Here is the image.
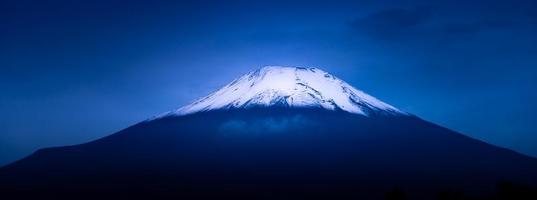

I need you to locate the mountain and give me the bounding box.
[1,66,537,200]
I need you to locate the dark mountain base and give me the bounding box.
[1,109,537,199]
[2,179,537,200]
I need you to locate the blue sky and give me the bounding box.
[1,0,536,166]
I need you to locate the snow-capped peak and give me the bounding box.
[164,66,406,117]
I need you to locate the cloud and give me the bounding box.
[440,16,518,34]
[349,4,534,40]
[218,115,311,135]
[349,6,433,38]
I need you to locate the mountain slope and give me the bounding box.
[2,109,537,199]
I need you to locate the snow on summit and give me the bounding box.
[165,66,405,117]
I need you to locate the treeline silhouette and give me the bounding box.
[1,180,536,199]
[386,181,537,200]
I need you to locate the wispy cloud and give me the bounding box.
[348,6,433,39]
[349,4,534,40]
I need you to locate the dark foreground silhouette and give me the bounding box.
[1,109,537,199]
[385,181,537,200]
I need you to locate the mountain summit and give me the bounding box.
[167,66,404,117]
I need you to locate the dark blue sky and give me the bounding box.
[1,0,536,166]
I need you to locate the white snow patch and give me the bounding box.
[156,66,406,118]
